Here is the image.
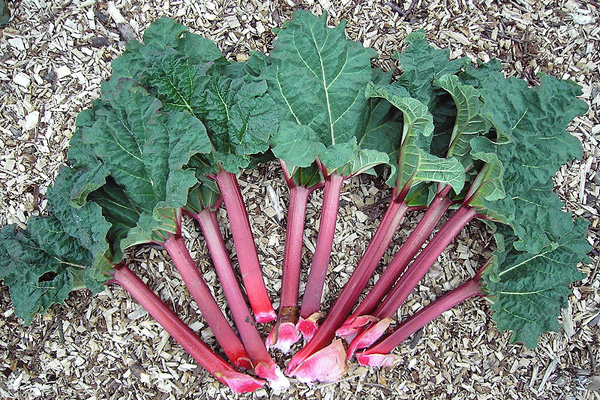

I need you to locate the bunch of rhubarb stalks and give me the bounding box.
[0,12,591,393]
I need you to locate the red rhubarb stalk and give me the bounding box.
[110,263,264,394]
[286,189,411,378]
[338,187,453,336]
[356,268,485,367]
[298,172,345,336]
[267,184,311,352]
[161,233,251,370]
[214,169,276,323]
[347,204,479,355]
[191,209,289,390]
[280,185,311,320]
[376,204,477,318]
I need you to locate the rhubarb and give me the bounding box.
[0,176,261,393]
[111,263,265,392]
[185,188,289,389]
[264,11,393,343]
[110,17,278,322]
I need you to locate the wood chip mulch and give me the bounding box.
[0,0,598,399]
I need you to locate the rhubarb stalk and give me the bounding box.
[267,184,311,352]
[286,188,412,379]
[161,233,251,369]
[110,263,265,394]
[356,268,486,367]
[346,203,479,355]
[298,172,345,338]
[338,187,454,337]
[214,169,276,323]
[189,208,289,390]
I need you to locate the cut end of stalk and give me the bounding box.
[355,352,402,368]
[336,315,380,340]
[232,356,253,371]
[297,312,323,341]
[266,322,301,353]
[286,339,348,383]
[254,362,290,392]
[347,318,393,358]
[254,308,277,323]
[216,370,266,393]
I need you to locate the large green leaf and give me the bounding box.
[462,70,587,253]
[461,64,588,185]
[70,109,144,250]
[203,77,277,172]
[394,31,469,109]
[266,11,388,177]
[359,69,404,160]
[48,167,112,276]
[0,166,122,322]
[88,179,141,252]
[437,74,492,165]
[469,135,580,254]
[486,219,590,347]
[268,11,376,146]
[366,83,465,196]
[111,17,222,83]
[78,78,212,249]
[110,17,275,174]
[0,218,98,324]
[466,137,506,210]
[271,122,326,169]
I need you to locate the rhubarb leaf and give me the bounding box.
[271,122,326,169]
[437,74,492,166]
[110,17,276,174]
[266,11,388,177]
[111,17,222,84]
[461,65,588,185]
[486,219,590,347]
[467,137,506,205]
[365,83,465,195]
[78,79,212,249]
[48,166,112,277]
[359,70,405,159]
[0,216,104,324]
[469,169,577,256]
[201,76,277,172]
[0,168,119,323]
[464,72,587,253]
[394,31,468,108]
[268,11,376,145]
[185,181,221,214]
[88,179,141,250]
[470,135,580,254]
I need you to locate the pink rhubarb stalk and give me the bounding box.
[298,172,345,339]
[214,169,276,323]
[161,233,251,370]
[356,268,485,367]
[347,204,479,356]
[286,189,411,380]
[337,187,453,337]
[267,184,311,352]
[190,209,289,390]
[110,263,264,393]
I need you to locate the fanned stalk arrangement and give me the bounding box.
[0,12,591,393]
